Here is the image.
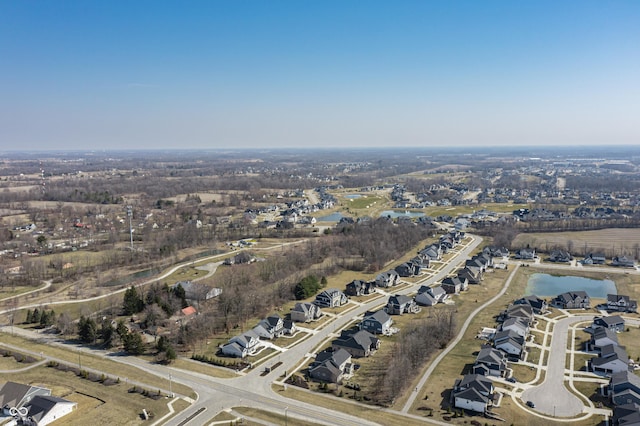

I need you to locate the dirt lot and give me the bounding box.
[513,228,640,257]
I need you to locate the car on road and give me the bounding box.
[526,400,535,408]
[506,377,516,383]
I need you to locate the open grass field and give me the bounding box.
[513,228,640,256]
[0,366,178,426]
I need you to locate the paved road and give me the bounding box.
[521,315,595,417]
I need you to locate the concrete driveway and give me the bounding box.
[521,315,594,417]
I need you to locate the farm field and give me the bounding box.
[513,228,640,257]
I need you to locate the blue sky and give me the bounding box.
[1,1,639,150]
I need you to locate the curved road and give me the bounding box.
[521,315,594,417]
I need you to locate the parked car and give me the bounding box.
[526,400,535,408]
[507,377,516,383]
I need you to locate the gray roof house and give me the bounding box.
[291,302,323,323]
[0,382,51,413]
[553,291,590,309]
[610,371,640,406]
[457,266,482,284]
[22,395,77,426]
[588,327,619,352]
[332,330,380,358]
[513,295,547,314]
[375,270,399,288]
[472,345,508,377]
[221,330,260,358]
[309,348,353,384]
[590,344,630,376]
[360,310,393,335]
[612,256,636,268]
[607,294,638,313]
[415,291,437,306]
[515,248,536,260]
[549,250,572,263]
[453,374,494,413]
[345,280,376,297]
[582,253,606,265]
[613,403,640,426]
[593,316,625,333]
[386,294,419,315]
[253,314,285,340]
[500,317,529,338]
[441,276,468,294]
[314,288,348,308]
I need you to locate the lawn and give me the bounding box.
[232,406,326,426]
[1,365,179,426]
[618,327,640,362]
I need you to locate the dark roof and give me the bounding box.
[614,403,640,426]
[363,310,391,324]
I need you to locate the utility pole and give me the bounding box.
[127,206,134,250]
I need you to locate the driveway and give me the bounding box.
[521,315,594,417]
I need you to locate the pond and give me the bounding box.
[524,273,617,298]
[344,194,363,199]
[316,212,344,222]
[379,210,425,219]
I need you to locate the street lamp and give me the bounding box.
[284,407,288,426]
[127,205,134,250]
[168,373,174,398]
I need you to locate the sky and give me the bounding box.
[1,1,639,151]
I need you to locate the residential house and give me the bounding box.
[458,266,482,284]
[553,291,590,309]
[332,330,380,358]
[609,371,640,406]
[452,374,494,413]
[582,253,606,265]
[360,310,393,335]
[22,395,77,426]
[253,314,284,340]
[502,304,534,325]
[283,319,297,335]
[465,258,487,273]
[415,291,437,306]
[607,294,638,313]
[588,327,619,352]
[291,302,323,323]
[309,349,353,384]
[472,345,508,377]
[395,262,419,277]
[500,317,529,338]
[612,256,636,268]
[593,316,626,333]
[314,288,348,308]
[590,344,630,376]
[419,244,442,261]
[375,270,399,288]
[513,295,548,314]
[425,285,449,303]
[441,276,468,294]
[549,250,572,263]
[613,403,640,426]
[221,330,260,358]
[493,329,525,358]
[514,248,536,260]
[345,280,376,297]
[386,294,419,315]
[483,246,509,258]
[0,382,51,414]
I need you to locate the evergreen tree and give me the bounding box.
[123,286,144,315]
[123,332,145,355]
[31,308,41,324]
[25,309,32,324]
[78,316,98,344]
[101,320,115,347]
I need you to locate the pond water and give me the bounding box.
[316,212,344,222]
[524,273,617,298]
[345,194,363,199]
[379,210,425,218]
